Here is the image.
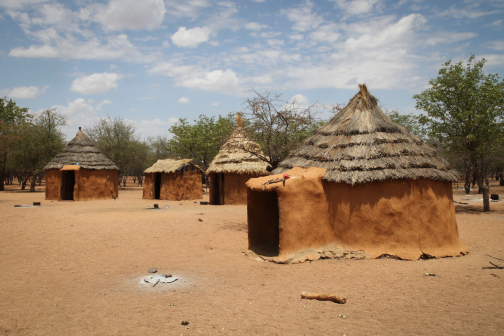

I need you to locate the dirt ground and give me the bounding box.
[0,179,503,335]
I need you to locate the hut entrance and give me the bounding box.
[248,190,279,256]
[154,173,162,199]
[212,173,225,205]
[60,171,75,200]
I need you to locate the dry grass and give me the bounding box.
[144,159,203,174]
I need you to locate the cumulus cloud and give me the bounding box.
[71,72,120,94]
[50,98,100,138]
[0,85,47,99]
[171,26,211,48]
[164,0,210,19]
[177,97,190,103]
[95,0,166,31]
[133,118,178,138]
[331,0,383,16]
[244,22,268,31]
[488,40,504,51]
[282,0,323,32]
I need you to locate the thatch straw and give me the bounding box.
[272,84,459,185]
[44,129,118,171]
[144,159,203,174]
[206,127,270,175]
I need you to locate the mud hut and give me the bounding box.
[206,118,270,205]
[247,84,468,263]
[143,159,203,201]
[44,128,118,201]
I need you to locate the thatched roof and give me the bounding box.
[44,129,118,171]
[206,126,270,176]
[272,84,458,185]
[144,159,203,174]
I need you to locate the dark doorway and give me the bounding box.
[248,190,279,256]
[211,173,225,205]
[154,173,162,199]
[60,171,75,200]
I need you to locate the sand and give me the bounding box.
[0,180,503,335]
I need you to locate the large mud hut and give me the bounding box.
[206,118,270,205]
[247,84,468,263]
[44,128,118,201]
[143,159,203,201]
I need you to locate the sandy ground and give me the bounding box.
[0,180,503,335]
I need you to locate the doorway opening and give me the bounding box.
[60,171,75,200]
[247,189,279,256]
[211,173,224,205]
[154,173,162,199]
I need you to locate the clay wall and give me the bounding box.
[73,169,118,201]
[143,173,155,199]
[160,171,202,201]
[247,167,468,261]
[45,169,62,200]
[222,173,256,205]
[323,178,467,260]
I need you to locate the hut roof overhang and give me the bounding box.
[272,84,459,185]
[44,129,118,171]
[206,126,271,176]
[144,159,203,174]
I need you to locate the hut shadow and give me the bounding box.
[250,243,279,257]
[220,222,248,232]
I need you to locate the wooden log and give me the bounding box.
[301,292,346,304]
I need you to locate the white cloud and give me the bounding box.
[244,22,268,31]
[0,85,47,99]
[212,102,219,106]
[96,99,113,111]
[9,44,58,57]
[181,69,240,92]
[95,0,166,31]
[439,5,501,19]
[71,72,119,94]
[171,26,211,48]
[0,0,48,9]
[425,32,477,46]
[488,41,504,51]
[164,0,210,19]
[133,118,178,138]
[177,97,190,103]
[331,0,383,15]
[281,0,324,32]
[310,23,340,44]
[476,54,504,68]
[50,98,100,138]
[491,20,502,26]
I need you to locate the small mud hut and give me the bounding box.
[143,159,203,201]
[206,117,270,205]
[247,84,468,263]
[44,128,118,201]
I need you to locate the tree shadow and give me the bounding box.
[455,204,504,215]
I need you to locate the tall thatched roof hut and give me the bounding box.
[44,128,118,201]
[206,118,270,205]
[143,159,204,201]
[246,84,468,263]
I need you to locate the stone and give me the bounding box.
[148,268,157,273]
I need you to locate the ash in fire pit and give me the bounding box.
[140,274,178,287]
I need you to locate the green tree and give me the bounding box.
[167,114,237,169]
[84,116,151,187]
[0,97,31,190]
[413,55,504,195]
[386,110,428,140]
[11,109,67,191]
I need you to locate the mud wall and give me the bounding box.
[223,173,256,205]
[324,178,467,260]
[159,171,202,201]
[45,169,62,200]
[73,169,118,201]
[246,167,468,261]
[143,173,155,199]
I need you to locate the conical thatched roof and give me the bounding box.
[272,84,458,185]
[44,129,118,171]
[206,126,270,175]
[144,159,203,174]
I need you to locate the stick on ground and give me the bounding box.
[301,292,346,304]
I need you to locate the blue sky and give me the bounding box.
[1,0,503,140]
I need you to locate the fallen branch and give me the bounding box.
[485,254,504,262]
[301,292,346,304]
[482,262,504,269]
